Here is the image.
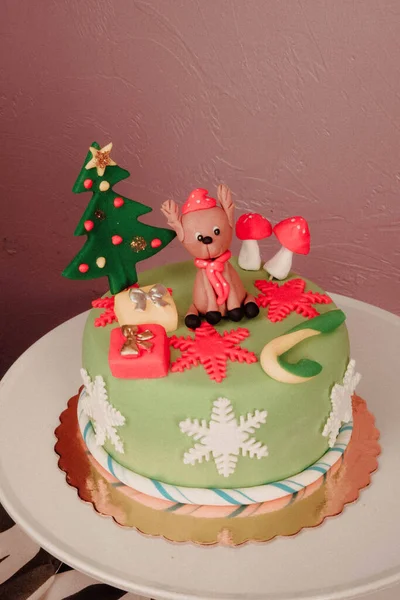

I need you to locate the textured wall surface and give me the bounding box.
[1,0,400,375]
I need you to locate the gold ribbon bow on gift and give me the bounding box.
[128,284,169,312]
[120,325,154,357]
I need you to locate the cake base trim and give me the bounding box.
[55,392,380,544]
[77,388,353,506]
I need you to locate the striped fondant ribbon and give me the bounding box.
[78,390,353,507]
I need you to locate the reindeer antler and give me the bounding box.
[161,199,185,241]
[217,184,234,227]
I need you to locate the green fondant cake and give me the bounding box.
[82,258,349,489]
[64,143,355,507]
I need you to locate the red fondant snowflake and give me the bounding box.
[92,296,117,327]
[169,323,257,383]
[254,278,332,323]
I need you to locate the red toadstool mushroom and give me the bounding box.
[263,216,310,279]
[236,213,272,270]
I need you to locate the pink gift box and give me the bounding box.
[109,324,170,379]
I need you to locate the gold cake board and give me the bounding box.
[55,393,380,547]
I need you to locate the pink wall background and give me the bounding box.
[1,0,400,375]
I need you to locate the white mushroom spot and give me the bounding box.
[191,194,195,198]
[223,282,227,286]
[249,214,253,218]
[302,228,306,234]
[216,283,220,286]
[291,218,296,222]
[297,224,301,229]
[196,199,201,203]
[210,269,214,273]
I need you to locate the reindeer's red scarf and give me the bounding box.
[194,250,231,305]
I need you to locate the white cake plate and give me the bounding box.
[0,295,399,600]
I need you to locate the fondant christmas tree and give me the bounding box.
[63,142,176,294]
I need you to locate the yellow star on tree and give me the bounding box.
[85,142,116,176]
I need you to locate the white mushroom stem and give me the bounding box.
[263,246,293,280]
[238,239,262,270]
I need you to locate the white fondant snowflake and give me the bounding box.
[80,369,126,453]
[322,359,361,448]
[179,397,268,478]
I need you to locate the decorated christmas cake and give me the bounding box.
[60,142,368,529]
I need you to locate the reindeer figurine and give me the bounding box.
[161,185,259,329]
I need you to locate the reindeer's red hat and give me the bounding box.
[181,188,217,215]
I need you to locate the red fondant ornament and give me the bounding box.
[170,323,257,383]
[255,278,332,322]
[151,238,162,248]
[84,220,94,231]
[112,235,123,245]
[113,197,124,208]
[83,179,93,189]
[78,263,89,273]
[109,324,170,379]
